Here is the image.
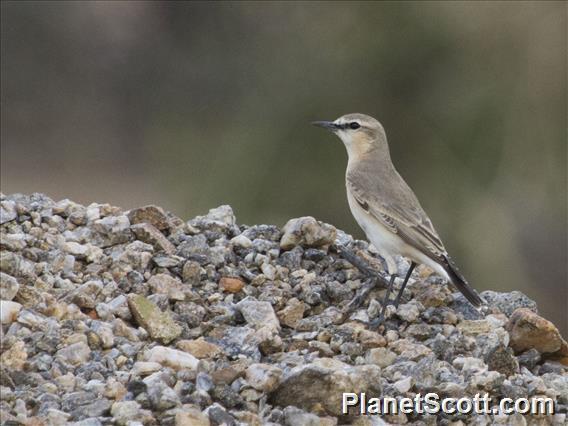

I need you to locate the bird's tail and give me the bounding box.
[443,256,484,308]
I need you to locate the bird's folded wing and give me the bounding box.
[347,178,447,262]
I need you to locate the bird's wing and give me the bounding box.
[347,174,447,262]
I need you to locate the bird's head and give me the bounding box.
[312,113,387,159]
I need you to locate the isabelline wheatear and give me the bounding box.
[313,113,483,314]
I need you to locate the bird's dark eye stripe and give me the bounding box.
[337,122,361,130]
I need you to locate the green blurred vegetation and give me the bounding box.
[1,1,566,332]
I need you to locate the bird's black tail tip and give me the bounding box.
[443,256,484,308]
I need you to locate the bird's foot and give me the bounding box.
[392,292,406,308]
[369,302,398,330]
[343,277,378,317]
[369,315,385,329]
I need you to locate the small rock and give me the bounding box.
[55,341,91,366]
[128,294,182,344]
[366,347,397,368]
[236,297,280,330]
[131,361,162,377]
[296,307,343,331]
[516,348,541,369]
[219,277,245,293]
[131,223,175,254]
[392,376,413,393]
[482,290,538,317]
[177,338,222,359]
[196,372,214,393]
[405,324,433,341]
[204,403,236,426]
[486,344,519,376]
[0,233,28,251]
[147,274,185,301]
[245,363,283,392]
[127,205,170,232]
[73,398,112,419]
[175,408,210,426]
[92,215,132,247]
[270,358,382,416]
[0,341,27,370]
[0,200,17,224]
[457,319,493,336]
[230,234,252,248]
[0,300,22,324]
[62,241,89,258]
[415,284,450,308]
[110,401,144,425]
[395,301,422,323]
[144,346,199,370]
[147,381,180,410]
[283,406,334,426]
[277,298,305,329]
[0,273,20,301]
[389,339,432,360]
[182,260,202,284]
[507,308,563,354]
[189,205,237,233]
[215,326,262,361]
[280,216,336,250]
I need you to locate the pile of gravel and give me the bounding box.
[1,193,566,425]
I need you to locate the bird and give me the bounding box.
[312,113,484,314]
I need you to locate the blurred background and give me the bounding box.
[1,1,566,333]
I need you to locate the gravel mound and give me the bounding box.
[1,193,566,425]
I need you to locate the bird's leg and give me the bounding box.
[393,262,416,307]
[370,273,397,328]
[381,273,397,312]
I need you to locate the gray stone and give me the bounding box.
[144,346,199,370]
[110,401,144,425]
[482,290,538,317]
[147,273,185,301]
[283,406,329,426]
[280,216,336,250]
[0,233,28,251]
[366,347,397,368]
[0,273,19,301]
[236,297,280,330]
[245,363,282,392]
[92,215,132,247]
[71,398,112,420]
[215,326,261,361]
[189,205,237,234]
[395,301,422,323]
[147,380,180,410]
[296,307,343,331]
[55,342,91,366]
[1,193,565,426]
[0,200,17,224]
[131,222,175,254]
[127,205,170,232]
[128,294,182,344]
[270,358,382,416]
[486,344,519,376]
[205,403,236,426]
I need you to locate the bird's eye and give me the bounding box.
[349,122,360,130]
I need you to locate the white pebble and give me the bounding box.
[0,300,22,324]
[144,346,199,370]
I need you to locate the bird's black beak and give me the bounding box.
[312,121,339,131]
